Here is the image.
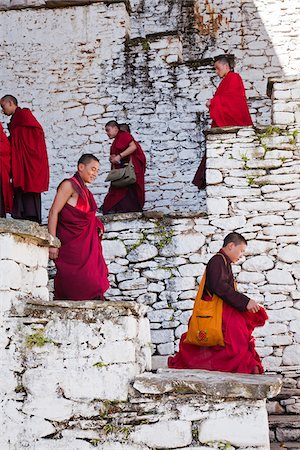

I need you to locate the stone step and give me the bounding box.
[270,442,300,450]
[269,415,300,427]
[276,388,300,400]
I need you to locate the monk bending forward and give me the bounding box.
[168,232,267,374]
[48,154,109,300]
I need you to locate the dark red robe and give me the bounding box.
[54,173,109,301]
[9,107,49,193]
[168,250,267,374]
[103,131,146,214]
[0,123,13,216]
[209,71,254,127]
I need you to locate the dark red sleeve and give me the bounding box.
[205,254,250,312]
[118,131,134,149]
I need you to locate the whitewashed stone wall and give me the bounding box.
[1,0,299,221]
[1,220,281,450]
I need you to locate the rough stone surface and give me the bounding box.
[133,369,282,400]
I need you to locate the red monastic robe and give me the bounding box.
[9,107,49,193]
[168,251,267,374]
[103,131,146,214]
[209,71,254,127]
[54,173,109,301]
[0,123,13,215]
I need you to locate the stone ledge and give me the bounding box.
[13,298,148,319]
[133,369,282,400]
[0,218,60,248]
[204,125,254,135]
[100,210,207,223]
[267,75,300,97]
[0,0,130,11]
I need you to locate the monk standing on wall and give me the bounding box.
[207,55,253,127]
[168,232,267,374]
[192,56,253,189]
[0,122,13,217]
[0,95,49,223]
[48,154,109,301]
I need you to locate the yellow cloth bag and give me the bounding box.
[184,268,225,347]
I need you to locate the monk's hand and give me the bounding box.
[247,299,260,313]
[206,100,211,108]
[49,247,59,260]
[110,154,121,165]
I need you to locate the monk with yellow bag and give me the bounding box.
[168,232,268,374]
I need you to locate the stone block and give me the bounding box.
[0,260,22,290]
[0,234,48,268]
[237,271,265,284]
[160,234,205,257]
[242,256,274,272]
[166,277,195,291]
[266,269,294,285]
[207,198,229,215]
[102,240,127,260]
[151,329,174,344]
[198,405,269,447]
[282,344,300,365]
[206,169,223,185]
[142,268,172,280]
[118,277,147,290]
[211,216,246,231]
[178,263,205,277]
[273,111,295,124]
[127,243,158,262]
[237,200,291,212]
[131,420,192,448]
[278,245,300,263]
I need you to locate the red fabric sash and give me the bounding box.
[103,131,146,212]
[168,304,268,374]
[9,108,49,193]
[210,72,253,127]
[0,123,13,212]
[54,175,109,300]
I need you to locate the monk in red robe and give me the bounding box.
[193,56,253,189]
[168,232,267,374]
[0,95,49,223]
[0,122,13,217]
[207,55,253,128]
[103,120,146,215]
[48,154,109,301]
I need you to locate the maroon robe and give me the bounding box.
[9,107,49,193]
[103,131,146,214]
[168,250,267,374]
[8,107,49,223]
[209,71,254,127]
[54,173,109,301]
[193,72,253,188]
[0,123,13,216]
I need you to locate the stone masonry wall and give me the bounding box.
[1,220,281,450]
[1,0,299,220]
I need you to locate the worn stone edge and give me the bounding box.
[133,369,282,400]
[16,298,148,318]
[0,218,60,248]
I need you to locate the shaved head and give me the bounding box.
[1,95,18,105]
[1,95,18,116]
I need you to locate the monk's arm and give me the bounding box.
[48,181,74,259]
[206,256,250,312]
[111,141,137,164]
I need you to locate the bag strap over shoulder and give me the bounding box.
[216,252,227,267]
